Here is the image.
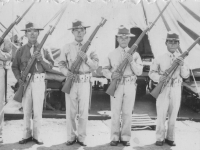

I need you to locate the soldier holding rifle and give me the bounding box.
[102,25,143,146]
[149,32,189,146]
[12,22,54,145]
[59,20,99,146]
[0,39,12,143]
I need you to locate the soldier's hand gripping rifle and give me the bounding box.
[62,18,107,94]
[106,1,171,97]
[13,6,67,103]
[0,1,35,49]
[150,37,200,99]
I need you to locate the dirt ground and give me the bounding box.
[0,119,200,150]
[2,68,200,150]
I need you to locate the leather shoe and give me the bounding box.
[121,141,130,146]
[19,137,32,144]
[77,140,86,146]
[165,139,176,146]
[155,140,164,146]
[110,141,119,146]
[32,138,43,145]
[0,137,3,143]
[66,139,76,146]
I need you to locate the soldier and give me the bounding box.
[12,22,54,145]
[102,25,143,146]
[0,39,12,143]
[149,31,190,146]
[59,20,99,146]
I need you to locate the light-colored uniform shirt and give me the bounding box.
[149,51,190,83]
[59,41,99,76]
[102,46,143,79]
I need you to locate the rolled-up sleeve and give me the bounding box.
[58,45,70,76]
[102,56,112,80]
[180,62,190,79]
[130,52,143,76]
[40,48,54,71]
[0,50,12,61]
[86,51,99,70]
[149,59,161,83]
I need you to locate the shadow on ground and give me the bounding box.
[0,142,35,150]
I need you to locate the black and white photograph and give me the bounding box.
[0,0,200,149]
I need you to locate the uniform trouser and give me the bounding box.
[0,68,5,137]
[111,83,136,141]
[22,77,45,140]
[65,82,90,142]
[156,85,182,141]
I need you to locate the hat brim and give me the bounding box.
[68,26,90,30]
[21,28,44,31]
[116,33,135,37]
[166,38,179,41]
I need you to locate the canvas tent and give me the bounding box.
[0,0,200,70]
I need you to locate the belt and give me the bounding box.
[166,78,182,87]
[73,73,92,83]
[27,73,45,82]
[118,75,137,85]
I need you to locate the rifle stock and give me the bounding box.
[150,37,200,99]
[13,84,24,103]
[62,18,107,94]
[106,1,171,97]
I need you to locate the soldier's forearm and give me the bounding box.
[0,51,12,61]
[102,69,112,80]
[86,58,99,70]
[130,62,143,76]
[40,60,53,71]
[148,71,161,83]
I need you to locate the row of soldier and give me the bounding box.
[0,20,189,147]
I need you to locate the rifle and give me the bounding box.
[61,18,107,94]
[13,6,67,103]
[106,1,171,97]
[0,1,35,48]
[150,37,200,99]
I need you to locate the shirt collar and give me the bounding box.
[73,40,84,46]
[166,51,178,58]
[118,46,129,52]
[27,41,39,48]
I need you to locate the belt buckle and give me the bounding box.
[79,75,85,83]
[34,74,40,82]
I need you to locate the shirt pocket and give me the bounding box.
[111,58,120,71]
[68,50,77,63]
[21,54,30,71]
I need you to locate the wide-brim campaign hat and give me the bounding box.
[116,25,135,37]
[21,22,44,31]
[166,31,179,41]
[68,20,90,30]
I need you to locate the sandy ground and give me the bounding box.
[0,119,200,150]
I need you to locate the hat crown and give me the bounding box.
[116,25,135,37]
[26,22,34,29]
[21,22,43,31]
[118,25,130,35]
[167,32,179,40]
[73,20,83,28]
[68,20,90,30]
